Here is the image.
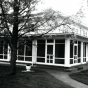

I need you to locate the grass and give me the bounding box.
[69,70,88,85]
[0,64,73,88]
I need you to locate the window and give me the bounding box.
[70,40,81,64]
[47,40,54,43]
[18,40,32,61]
[55,40,65,43]
[25,41,32,56]
[37,58,45,62]
[55,59,64,64]
[0,41,8,59]
[74,46,77,55]
[70,41,73,58]
[37,40,45,63]
[78,42,81,57]
[83,42,86,62]
[55,39,65,64]
[18,44,24,55]
[55,39,65,58]
[78,41,81,63]
[37,40,45,57]
[55,44,65,58]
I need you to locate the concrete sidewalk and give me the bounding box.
[45,69,88,88]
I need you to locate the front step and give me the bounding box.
[31,64,88,73]
[65,64,88,73]
[31,64,70,71]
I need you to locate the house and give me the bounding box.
[0,19,88,68]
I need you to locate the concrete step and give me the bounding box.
[31,64,88,73]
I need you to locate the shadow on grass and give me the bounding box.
[69,70,88,85]
[0,64,73,88]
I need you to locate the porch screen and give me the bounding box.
[18,40,32,61]
[55,39,65,64]
[55,40,65,58]
[70,40,81,64]
[0,41,8,59]
[78,41,81,63]
[37,40,45,62]
[83,42,86,62]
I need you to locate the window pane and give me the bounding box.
[47,40,53,43]
[18,46,24,55]
[0,41,8,54]
[4,55,7,59]
[70,43,73,58]
[74,46,77,55]
[78,58,81,63]
[0,55,3,59]
[25,41,32,56]
[37,58,45,62]
[83,43,86,57]
[50,60,53,63]
[37,40,45,44]
[18,56,24,61]
[55,44,65,58]
[47,45,53,54]
[0,41,3,54]
[55,39,65,43]
[70,59,73,64]
[78,42,81,57]
[55,59,64,64]
[4,42,8,54]
[37,44,45,57]
[25,57,32,61]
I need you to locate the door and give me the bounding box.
[47,45,54,63]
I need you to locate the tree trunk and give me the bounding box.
[10,48,17,75]
[9,0,19,75]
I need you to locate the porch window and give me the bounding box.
[25,41,32,56]
[47,40,54,43]
[78,41,81,63]
[55,44,65,58]
[0,41,8,59]
[18,40,32,61]
[37,40,45,63]
[70,40,81,64]
[55,39,65,64]
[83,42,86,62]
[70,40,73,58]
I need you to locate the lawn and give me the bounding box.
[69,70,88,85]
[0,64,73,88]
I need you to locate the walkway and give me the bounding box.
[45,69,88,88]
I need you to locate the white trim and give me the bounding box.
[65,38,70,66]
[36,62,68,67]
[53,39,55,64]
[46,44,54,64]
[86,44,88,62]
[32,40,37,64]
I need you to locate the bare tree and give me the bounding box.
[0,0,68,75]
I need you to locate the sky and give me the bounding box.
[37,0,84,15]
[36,0,88,25]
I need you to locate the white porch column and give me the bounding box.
[32,40,37,64]
[81,42,83,64]
[86,43,88,62]
[7,45,11,61]
[65,38,70,67]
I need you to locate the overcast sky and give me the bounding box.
[36,0,88,25]
[37,0,84,15]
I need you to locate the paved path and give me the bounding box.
[45,69,88,88]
